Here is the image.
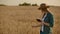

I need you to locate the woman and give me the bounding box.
[32,3,54,34]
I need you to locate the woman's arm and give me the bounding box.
[32,23,42,27]
[43,22,50,26]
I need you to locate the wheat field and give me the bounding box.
[0,6,60,34]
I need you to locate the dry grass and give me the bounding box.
[0,6,60,34]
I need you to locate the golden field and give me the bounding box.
[0,6,60,34]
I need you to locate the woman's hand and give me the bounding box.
[36,19,42,22]
[43,22,50,26]
[32,25,38,27]
[32,23,42,28]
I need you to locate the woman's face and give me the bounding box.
[40,9,47,13]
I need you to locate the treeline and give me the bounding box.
[19,2,38,6]
[0,4,6,6]
[0,2,38,6]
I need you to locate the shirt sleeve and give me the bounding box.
[49,14,54,27]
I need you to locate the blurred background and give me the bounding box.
[0,0,60,6]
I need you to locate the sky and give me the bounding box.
[0,0,60,6]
